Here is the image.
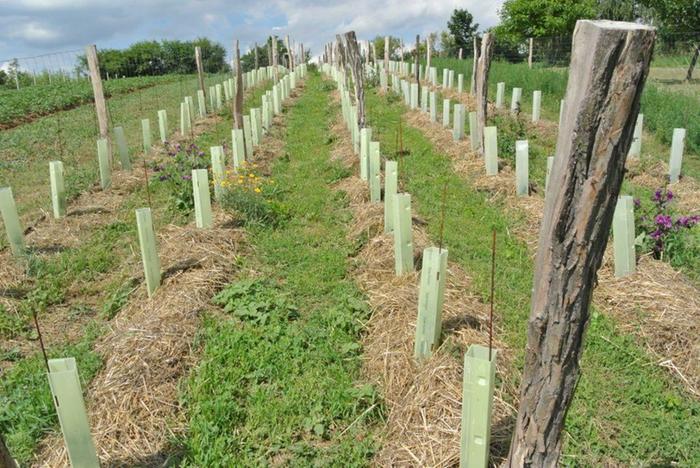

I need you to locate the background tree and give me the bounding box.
[372,35,402,62]
[446,8,479,56]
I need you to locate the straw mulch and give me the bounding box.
[627,158,700,215]
[36,210,244,466]
[327,98,518,465]
[402,99,700,398]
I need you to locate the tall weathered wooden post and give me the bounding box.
[474,33,493,154]
[195,46,206,99]
[506,20,655,466]
[85,45,110,157]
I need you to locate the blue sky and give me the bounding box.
[0,0,504,69]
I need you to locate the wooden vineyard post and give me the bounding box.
[469,112,478,151]
[484,127,498,176]
[233,40,244,130]
[453,104,465,141]
[460,345,497,468]
[243,115,253,160]
[471,36,479,95]
[442,99,450,129]
[135,207,161,297]
[528,37,534,68]
[414,246,448,359]
[85,45,110,156]
[369,142,381,203]
[192,169,213,229]
[384,36,390,67]
[429,91,437,122]
[393,193,414,275]
[510,87,522,115]
[669,128,685,183]
[47,357,99,467]
[195,46,206,99]
[157,110,168,143]
[97,138,111,190]
[360,128,372,181]
[141,119,151,153]
[0,187,25,256]
[384,160,398,233]
[532,90,542,122]
[506,21,655,466]
[612,195,636,277]
[515,140,529,196]
[49,161,66,218]
[474,33,493,154]
[211,146,225,202]
[495,82,505,109]
[232,129,245,171]
[628,113,643,158]
[113,126,131,170]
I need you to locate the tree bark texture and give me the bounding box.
[233,40,244,130]
[506,20,656,467]
[471,36,479,95]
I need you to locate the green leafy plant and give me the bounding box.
[218,162,286,227]
[154,141,209,212]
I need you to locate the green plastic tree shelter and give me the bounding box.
[211,146,226,202]
[97,138,111,190]
[49,161,66,218]
[628,113,643,158]
[369,142,381,203]
[232,129,245,171]
[414,246,448,359]
[192,169,213,229]
[141,118,151,153]
[384,160,398,233]
[669,128,685,183]
[442,99,450,129]
[459,344,497,468]
[135,207,161,297]
[484,127,498,176]
[612,195,636,278]
[360,128,372,181]
[243,115,254,160]
[113,126,131,170]
[158,110,168,143]
[515,140,529,196]
[47,357,100,467]
[0,187,25,256]
[393,193,414,275]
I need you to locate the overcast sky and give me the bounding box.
[0,0,504,68]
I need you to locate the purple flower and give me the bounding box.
[198,151,205,157]
[175,143,181,151]
[655,214,673,229]
[650,229,663,240]
[182,175,192,181]
[168,151,177,157]
[634,198,641,208]
[653,189,662,202]
[666,190,674,201]
[159,175,169,181]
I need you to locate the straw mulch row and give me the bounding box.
[328,88,518,466]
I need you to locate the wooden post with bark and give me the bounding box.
[85,45,110,150]
[505,20,655,466]
[272,35,279,81]
[384,36,390,66]
[339,31,365,128]
[528,37,534,68]
[254,43,259,70]
[233,40,243,130]
[414,34,420,89]
[474,33,493,155]
[285,35,294,69]
[471,36,479,95]
[195,46,206,98]
[426,35,432,73]
[686,43,699,81]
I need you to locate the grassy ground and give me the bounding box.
[365,83,700,466]
[178,71,382,465]
[0,76,273,463]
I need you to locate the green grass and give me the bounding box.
[179,70,382,466]
[366,84,700,466]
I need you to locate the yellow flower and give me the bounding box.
[254,187,262,193]
[248,173,255,178]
